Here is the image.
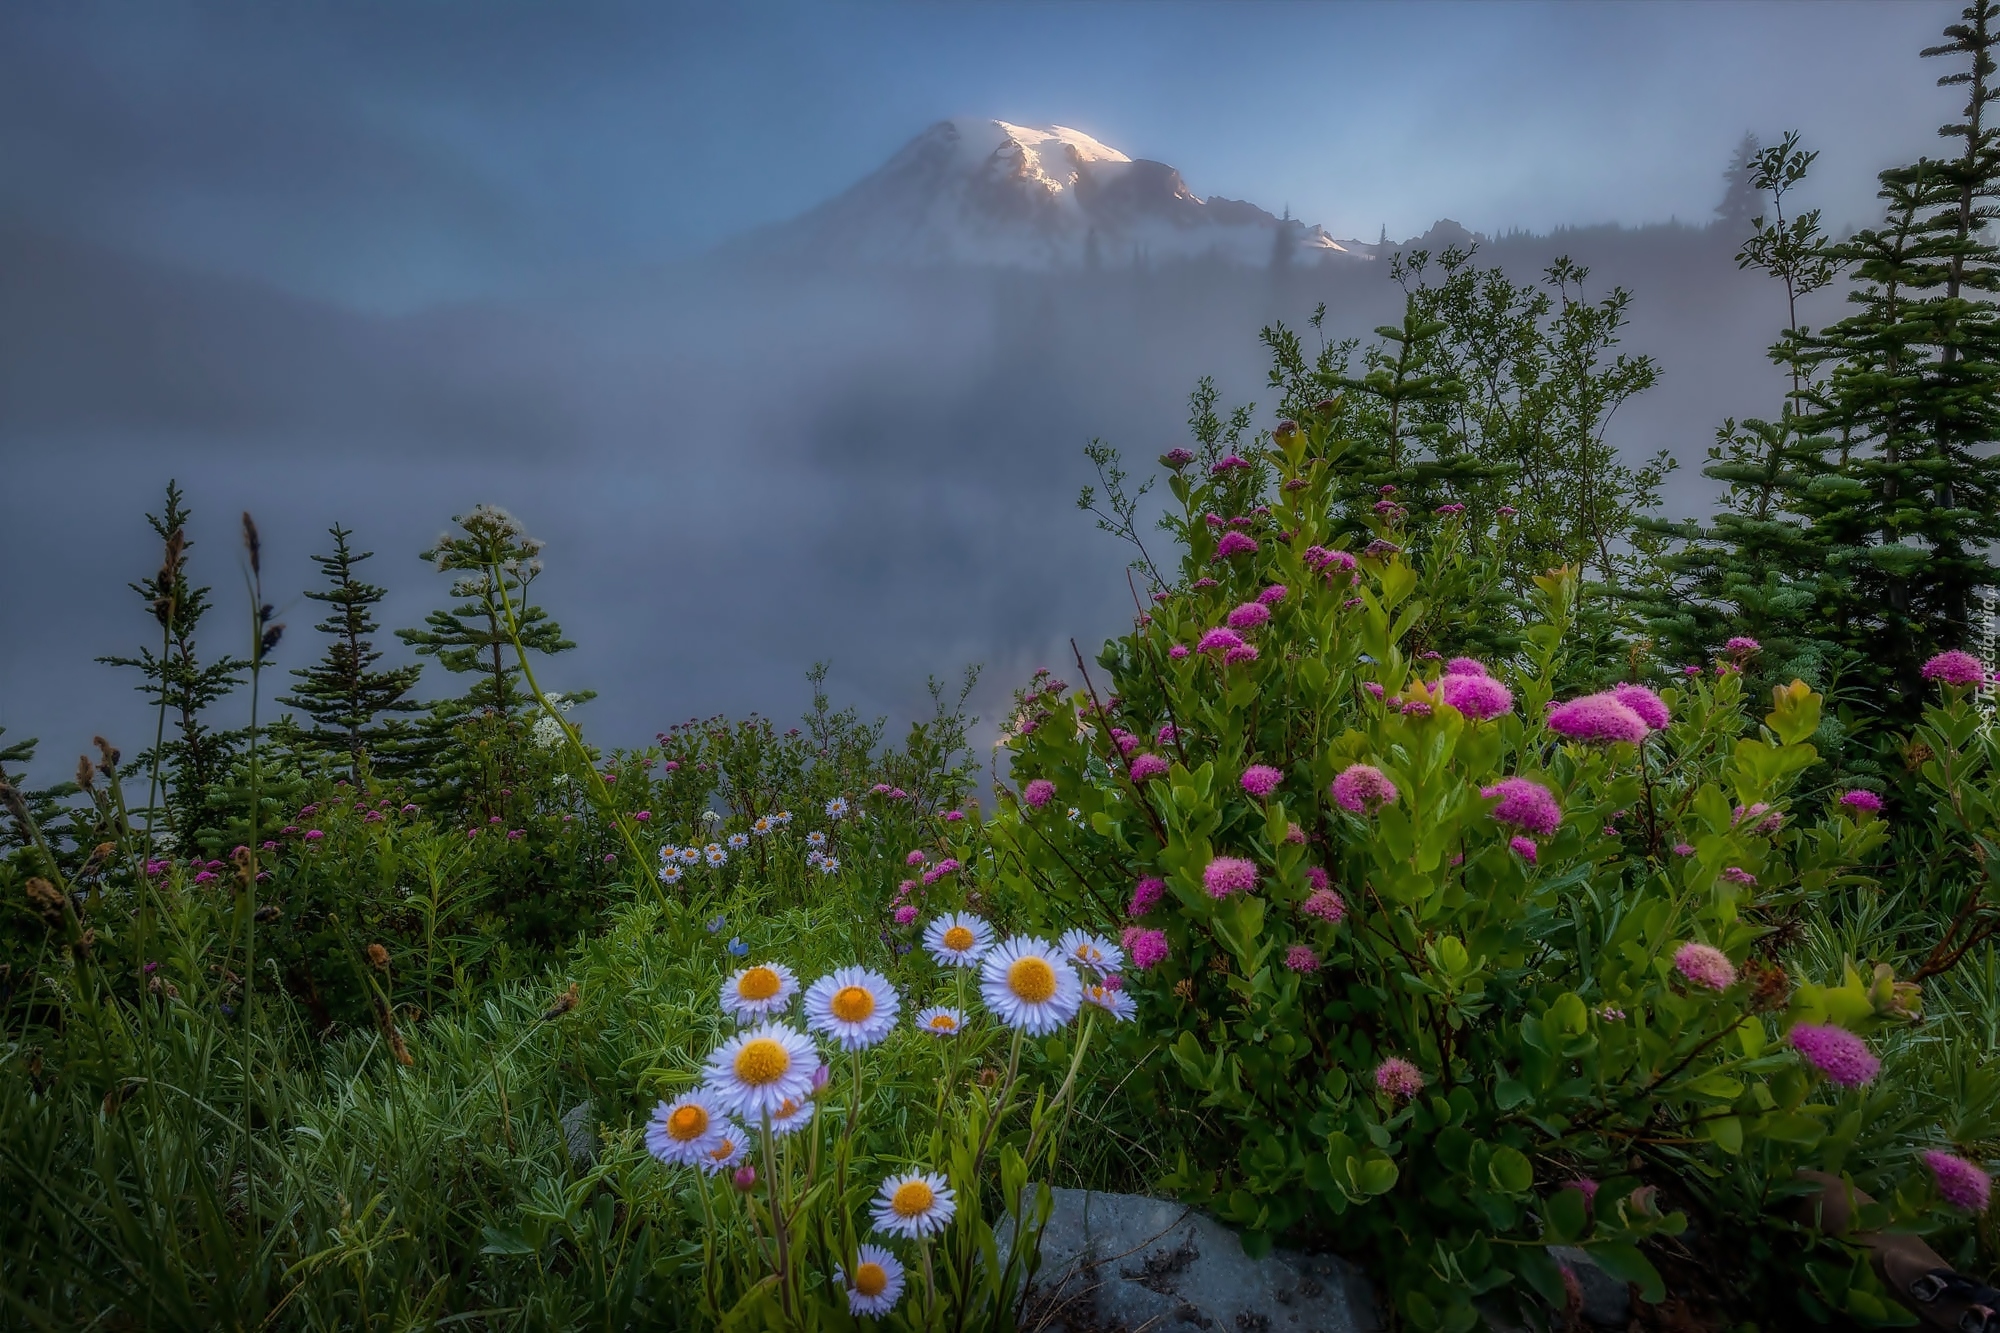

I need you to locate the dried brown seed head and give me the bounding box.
[366,943,390,971]
[76,757,97,792]
[93,737,120,772]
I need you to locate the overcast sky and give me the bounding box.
[0,1,1961,310]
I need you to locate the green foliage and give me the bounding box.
[276,524,425,780]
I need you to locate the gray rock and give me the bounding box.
[560,1101,598,1166]
[1022,1188,1377,1332]
[1547,1248,1630,1328]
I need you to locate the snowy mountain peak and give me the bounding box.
[740,118,1363,270]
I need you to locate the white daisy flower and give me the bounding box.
[705,843,728,867]
[658,844,680,862]
[644,1090,728,1167]
[774,810,793,826]
[806,849,825,867]
[1081,981,1137,1023]
[806,830,828,849]
[697,1122,750,1175]
[923,913,993,968]
[979,936,1082,1035]
[720,962,798,1022]
[677,846,700,866]
[915,1006,966,1037]
[819,857,840,875]
[703,1022,819,1120]
[658,864,684,886]
[839,1244,906,1317]
[804,967,900,1050]
[1057,928,1124,979]
[870,1170,956,1239]
[826,796,850,820]
[728,832,750,851]
[752,816,774,837]
[764,1092,816,1138]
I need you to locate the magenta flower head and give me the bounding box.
[1161,447,1196,469]
[1441,672,1515,722]
[1197,627,1245,655]
[1203,856,1259,899]
[1168,644,1191,660]
[1110,728,1139,756]
[1546,693,1649,745]
[1673,942,1736,991]
[1156,724,1178,744]
[1331,763,1398,815]
[1224,643,1260,665]
[1129,876,1166,916]
[1022,779,1056,809]
[1444,657,1488,677]
[1240,764,1284,799]
[304,829,325,842]
[1923,650,1985,687]
[1482,777,1562,837]
[893,904,919,926]
[1257,584,1288,606]
[1305,866,1330,892]
[1509,836,1538,863]
[1363,681,1385,700]
[943,810,965,822]
[1302,888,1347,924]
[1610,683,1671,732]
[1788,1022,1880,1087]
[905,849,928,866]
[1566,1178,1601,1210]
[1128,753,1170,783]
[1671,841,1696,856]
[1227,602,1271,630]
[1839,789,1885,815]
[1122,926,1170,971]
[1923,1150,1992,1212]
[1284,945,1320,974]
[1725,636,1762,657]
[1215,531,1259,559]
[1721,866,1757,887]
[1374,1057,1425,1101]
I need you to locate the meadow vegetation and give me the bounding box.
[9,6,2000,1330]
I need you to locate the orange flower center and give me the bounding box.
[736,966,782,1001]
[1007,957,1057,1004]
[830,985,876,1023]
[708,1136,739,1161]
[891,1180,935,1217]
[942,925,975,951]
[734,1037,790,1085]
[667,1103,710,1141]
[928,1013,959,1031]
[854,1262,888,1297]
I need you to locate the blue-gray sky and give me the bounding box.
[0,2,1959,310]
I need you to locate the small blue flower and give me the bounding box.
[726,936,748,957]
[706,915,728,934]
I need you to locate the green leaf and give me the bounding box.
[1543,1185,1588,1244]
[1487,1145,1533,1195]
[1585,1242,1665,1303]
[1355,1156,1400,1195]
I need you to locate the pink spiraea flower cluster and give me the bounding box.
[1923,1149,1992,1212]
[1122,926,1170,971]
[1284,945,1320,974]
[1482,777,1562,837]
[1788,1022,1879,1086]
[1227,602,1271,630]
[1022,779,1055,809]
[1203,856,1258,898]
[1301,887,1347,923]
[1215,531,1259,559]
[1546,685,1668,745]
[1240,764,1283,798]
[1923,650,1986,687]
[1128,753,1170,783]
[1128,877,1165,917]
[1440,672,1514,722]
[1303,546,1358,578]
[1257,584,1287,606]
[1839,789,1884,815]
[1509,836,1538,863]
[1374,1057,1425,1101]
[1733,802,1784,834]
[1331,763,1398,814]
[1673,942,1736,991]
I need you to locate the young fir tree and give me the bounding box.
[1633,133,1849,688]
[1792,0,2000,717]
[276,524,423,779]
[395,506,585,803]
[96,482,247,845]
